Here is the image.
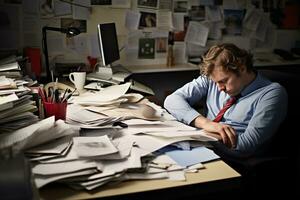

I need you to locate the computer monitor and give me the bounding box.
[97,23,120,67]
[87,22,131,82]
[86,22,120,81]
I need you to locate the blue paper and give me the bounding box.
[166,146,220,167]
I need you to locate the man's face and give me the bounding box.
[210,66,245,96]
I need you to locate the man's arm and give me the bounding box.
[163,76,209,124]
[236,85,288,154]
[192,115,237,148]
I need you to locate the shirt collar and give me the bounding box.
[240,72,271,97]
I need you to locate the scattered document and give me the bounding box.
[73,135,118,158]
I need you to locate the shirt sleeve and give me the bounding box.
[163,76,209,125]
[236,83,288,154]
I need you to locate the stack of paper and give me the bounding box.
[0,55,23,79]
[0,94,38,133]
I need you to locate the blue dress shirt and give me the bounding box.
[164,72,288,154]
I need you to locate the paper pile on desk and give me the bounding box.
[0,116,77,155]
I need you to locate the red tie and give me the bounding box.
[213,96,238,122]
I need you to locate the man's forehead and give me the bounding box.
[210,66,230,79]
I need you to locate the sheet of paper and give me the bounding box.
[0,117,54,150]
[32,160,97,175]
[74,82,131,104]
[185,21,209,46]
[35,169,97,188]
[122,120,196,135]
[166,146,220,167]
[125,10,141,31]
[26,136,72,154]
[73,135,118,158]
[98,146,142,173]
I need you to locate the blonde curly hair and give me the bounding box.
[200,43,254,76]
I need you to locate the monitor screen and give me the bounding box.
[97,23,120,67]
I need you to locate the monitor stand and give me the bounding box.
[86,64,132,85]
[94,66,113,80]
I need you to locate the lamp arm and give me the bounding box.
[42,27,51,82]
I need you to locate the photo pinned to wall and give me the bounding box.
[139,11,157,29]
[173,1,188,13]
[40,0,54,18]
[137,0,158,9]
[223,9,245,35]
[156,37,167,53]
[138,38,155,59]
[188,5,205,21]
[61,18,87,33]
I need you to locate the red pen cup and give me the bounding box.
[43,102,67,121]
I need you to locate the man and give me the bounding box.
[164,43,287,155]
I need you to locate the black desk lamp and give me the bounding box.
[42,26,81,81]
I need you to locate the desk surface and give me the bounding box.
[39,160,241,200]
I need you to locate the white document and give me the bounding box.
[185,21,209,47]
[26,136,72,155]
[122,120,196,135]
[125,10,141,31]
[0,117,55,150]
[35,169,97,188]
[73,135,118,158]
[67,104,108,123]
[74,82,131,104]
[129,134,196,157]
[0,62,20,72]
[142,130,218,142]
[0,93,18,110]
[95,146,142,174]
[100,136,134,160]
[24,120,75,150]
[157,11,173,29]
[32,160,97,175]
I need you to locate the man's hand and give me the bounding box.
[192,116,237,148]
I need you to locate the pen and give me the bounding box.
[38,87,46,103]
[61,88,69,102]
[54,89,59,103]
[62,88,77,102]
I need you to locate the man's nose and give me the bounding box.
[217,84,225,91]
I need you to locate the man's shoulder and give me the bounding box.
[262,82,288,101]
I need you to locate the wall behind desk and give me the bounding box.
[1,1,300,73]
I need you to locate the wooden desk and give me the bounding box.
[39,160,241,200]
